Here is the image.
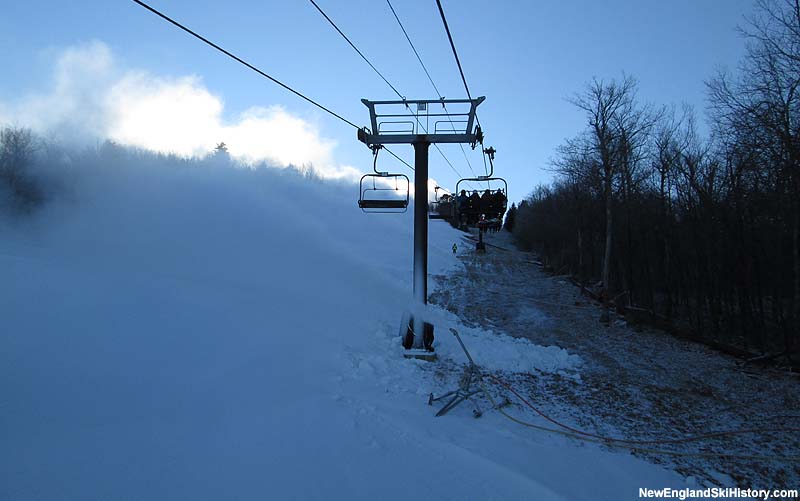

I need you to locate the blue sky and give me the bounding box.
[1,0,752,203]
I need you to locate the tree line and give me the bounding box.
[512,0,799,362]
[0,126,42,212]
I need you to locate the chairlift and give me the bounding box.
[429,186,455,220]
[453,147,508,225]
[454,178,508,222]
[358,147,410,213]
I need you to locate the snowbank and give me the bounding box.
[1,147,687,500]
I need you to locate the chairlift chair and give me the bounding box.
[358,147,410,213]
[455,176,508,224]
[429,186,455,220]
[454,146,508,225]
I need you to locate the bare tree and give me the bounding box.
[511,2,800,362]
[708,0,800,353]
[0,126,41,211]
[569,76,652,322]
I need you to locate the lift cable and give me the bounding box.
[435,0,490,194]
[385,0,478,180]
[457,138,478,177]
[434,145,470,183]
[383,0,478,188]
[434,0,481,129]
[384,147,414,171]
[385,0,442,99]
[307,0,429,135]
[131,0,359,129]
[308,0,473,183]
[130,0,414,171]
[308,0,404,100]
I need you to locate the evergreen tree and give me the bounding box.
[214,142,229,156]
[504,203,517,232]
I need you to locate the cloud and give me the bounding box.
[218,106,334,169]
[14,41,116,141]
[1,41,357,180]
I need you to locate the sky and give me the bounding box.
[0,0,754,204]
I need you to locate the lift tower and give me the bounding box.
[358,97,485,353]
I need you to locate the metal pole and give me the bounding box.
[412,139,430,349]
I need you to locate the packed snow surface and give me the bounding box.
[1,149,688,500]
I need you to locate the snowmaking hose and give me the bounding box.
[445,328,800,461]
[477,376,800,462]
[487,374,800,446]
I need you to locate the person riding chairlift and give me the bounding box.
[457,189,469,208]
[493,189,507,211]
[468,190,481,210]
[480,189,493,213]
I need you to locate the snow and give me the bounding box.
[427,315,582,375]
[437,230,800,491]
[1,147,688,499]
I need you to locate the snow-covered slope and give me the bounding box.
[1,148,687,499]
